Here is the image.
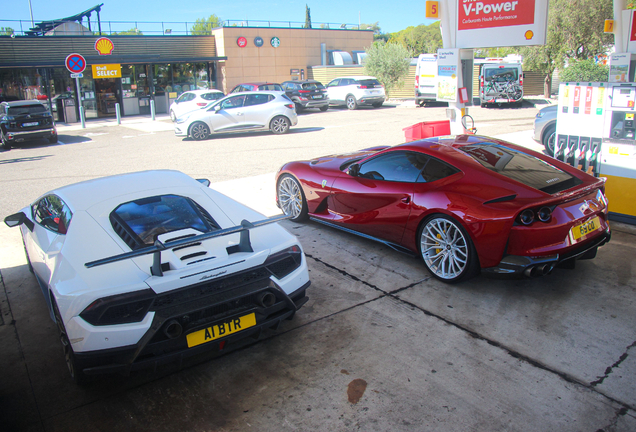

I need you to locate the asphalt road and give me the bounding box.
[0,101,634,432]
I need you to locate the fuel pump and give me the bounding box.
[555,82,636,224]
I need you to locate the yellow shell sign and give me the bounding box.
[92,64,122,79]
[95,37,114,55]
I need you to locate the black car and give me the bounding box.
[281,80,329,112]
[1,100,57,150]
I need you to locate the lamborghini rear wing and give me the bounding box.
[85,214,291,277]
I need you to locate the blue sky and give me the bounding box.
[2,0,437,34]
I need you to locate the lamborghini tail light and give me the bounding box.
[80,289,155,326]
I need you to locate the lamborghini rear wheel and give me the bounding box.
[52,298,87,384]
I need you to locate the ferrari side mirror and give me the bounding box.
[4,212,34,231]
[348,163,360,177]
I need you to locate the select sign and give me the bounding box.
[92,64,122,78]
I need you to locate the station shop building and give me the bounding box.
[0,26,373,121]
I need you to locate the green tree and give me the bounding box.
[559,59,609,82]
[304,5,312,29]
[522,0,612,97]
[190,14,223,35]
[364,41,411,97]
[112,28,143,35]
[359,22,381,34]
[0,27,14,36]
[388,22,442,54]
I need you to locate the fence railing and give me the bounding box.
[0,19,370,37]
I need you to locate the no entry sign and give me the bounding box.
[65,53,87,74]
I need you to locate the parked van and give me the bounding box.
[479,61,523,107]
[415,54,438,106]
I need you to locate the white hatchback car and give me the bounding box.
[174,91,298,140]
[169,89,225,121]
[4,170,310,383]
[326,76,386,110]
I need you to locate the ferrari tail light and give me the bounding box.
[80,289,155,326]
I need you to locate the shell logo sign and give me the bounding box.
[95,37,114,55]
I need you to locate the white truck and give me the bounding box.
[414,54,438,106]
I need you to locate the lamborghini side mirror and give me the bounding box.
[4,212,34,231]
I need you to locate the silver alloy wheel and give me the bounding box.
[190,122,210,140]
[346,95,357,110]
[547,131,556,155]
[278,176,303,219]
[271,116,290,134]
[420,217,469,280]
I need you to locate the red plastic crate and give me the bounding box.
[403,120,451,142]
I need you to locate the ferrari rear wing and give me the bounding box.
[85,214,291,277]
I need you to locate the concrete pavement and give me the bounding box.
[1,103,634,431]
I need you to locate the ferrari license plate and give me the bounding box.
[186,312,256,348]
[23,122,39,127]
[570,216,601,242]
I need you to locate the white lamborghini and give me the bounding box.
[4,170,310,383]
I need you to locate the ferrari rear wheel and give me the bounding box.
[52,298,87,384]
[277,174,308,222]
[418,215,479,283]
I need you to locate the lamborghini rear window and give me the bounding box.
[460,144,581,193]
[110,195,218,249]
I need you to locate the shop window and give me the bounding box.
[153,64,170,96]
[135,65,150,97]
[172,63,195,95]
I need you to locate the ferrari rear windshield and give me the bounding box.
[460,144,582,193]
[110,195,219,249]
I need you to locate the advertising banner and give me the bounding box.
[92,64,122,79]
[453,0,549,48]
[436,49,459,102]
[609,53,631,83]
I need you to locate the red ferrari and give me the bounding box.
[275,135,611,283]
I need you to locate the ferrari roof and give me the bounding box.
[48,170,203,212]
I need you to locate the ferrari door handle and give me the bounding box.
[401,196,411,204]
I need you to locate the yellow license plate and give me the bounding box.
[186,313,256,348]
[570,216,601,242]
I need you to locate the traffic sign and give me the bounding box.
[70,73,84,78]
[65,53,87,74]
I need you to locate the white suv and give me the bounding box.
[326,76,386,110]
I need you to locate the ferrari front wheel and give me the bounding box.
[418,215,479,283]
[277,174,308,222]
